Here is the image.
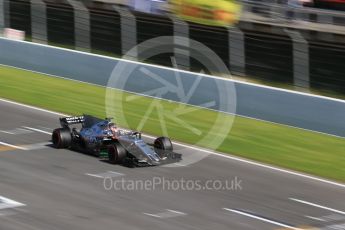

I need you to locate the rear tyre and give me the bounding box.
[52,128,72,149]
[154,137,173,151]
[108,142,127,164]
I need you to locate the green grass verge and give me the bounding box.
[0,65,344,182]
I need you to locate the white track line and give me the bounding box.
[85,173,104,178]
[305,215,326,222]
[0,130,15,135]
[183,146,345,189]
[0,98,67,116]
[1,98,345,189]
[173,163,187,167]
[107,171,125,176]
[143,209,186,218]
[0,141,27,150]
[38,126,53,131]
[23,142,51,150]
[223,208,302,230]
[290,198,345,215]
[143,213,162,218]
[0,196,26,210]
[85,171,124,179]
[166,209,187,215]
[22,126,51,135]
[143,132,345,189]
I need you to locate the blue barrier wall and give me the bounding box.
[0,38,344,137]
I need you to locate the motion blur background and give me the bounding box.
[1,0,345,96]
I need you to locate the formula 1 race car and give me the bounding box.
[51,115,181,166]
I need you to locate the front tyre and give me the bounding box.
[154,137,173,151]
[108,142,127,164]
[52,128,72,149]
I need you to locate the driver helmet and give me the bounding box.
[108,122,117,133]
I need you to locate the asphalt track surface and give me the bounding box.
[0,99,345,230]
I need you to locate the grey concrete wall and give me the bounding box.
[0,38,344,137]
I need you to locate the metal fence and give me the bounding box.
[243,0,345,28]
[1,0,345,93]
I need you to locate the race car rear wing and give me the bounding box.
[59,116,85,128]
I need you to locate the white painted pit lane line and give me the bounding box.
[0,141,28,151]
[325,223,345,229]
[23,142,51,150]
[85,173,103,178]
[0,196,26,210]
[0,141,51,151]
[1,98,345,190]
[223,208,302,230]
[305,216,326,222]
[143,132,345,189]
[143,213,162,218]
[165,209,187,215]
[37,126,53,131]
[143,209,187,219]
[0,128,33,135]
[0,130,15,135]
[22,126,52,135]
[290,198,345,215]
[172,163,187,167]
[85,171,125,179]
[323,214,345,221]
